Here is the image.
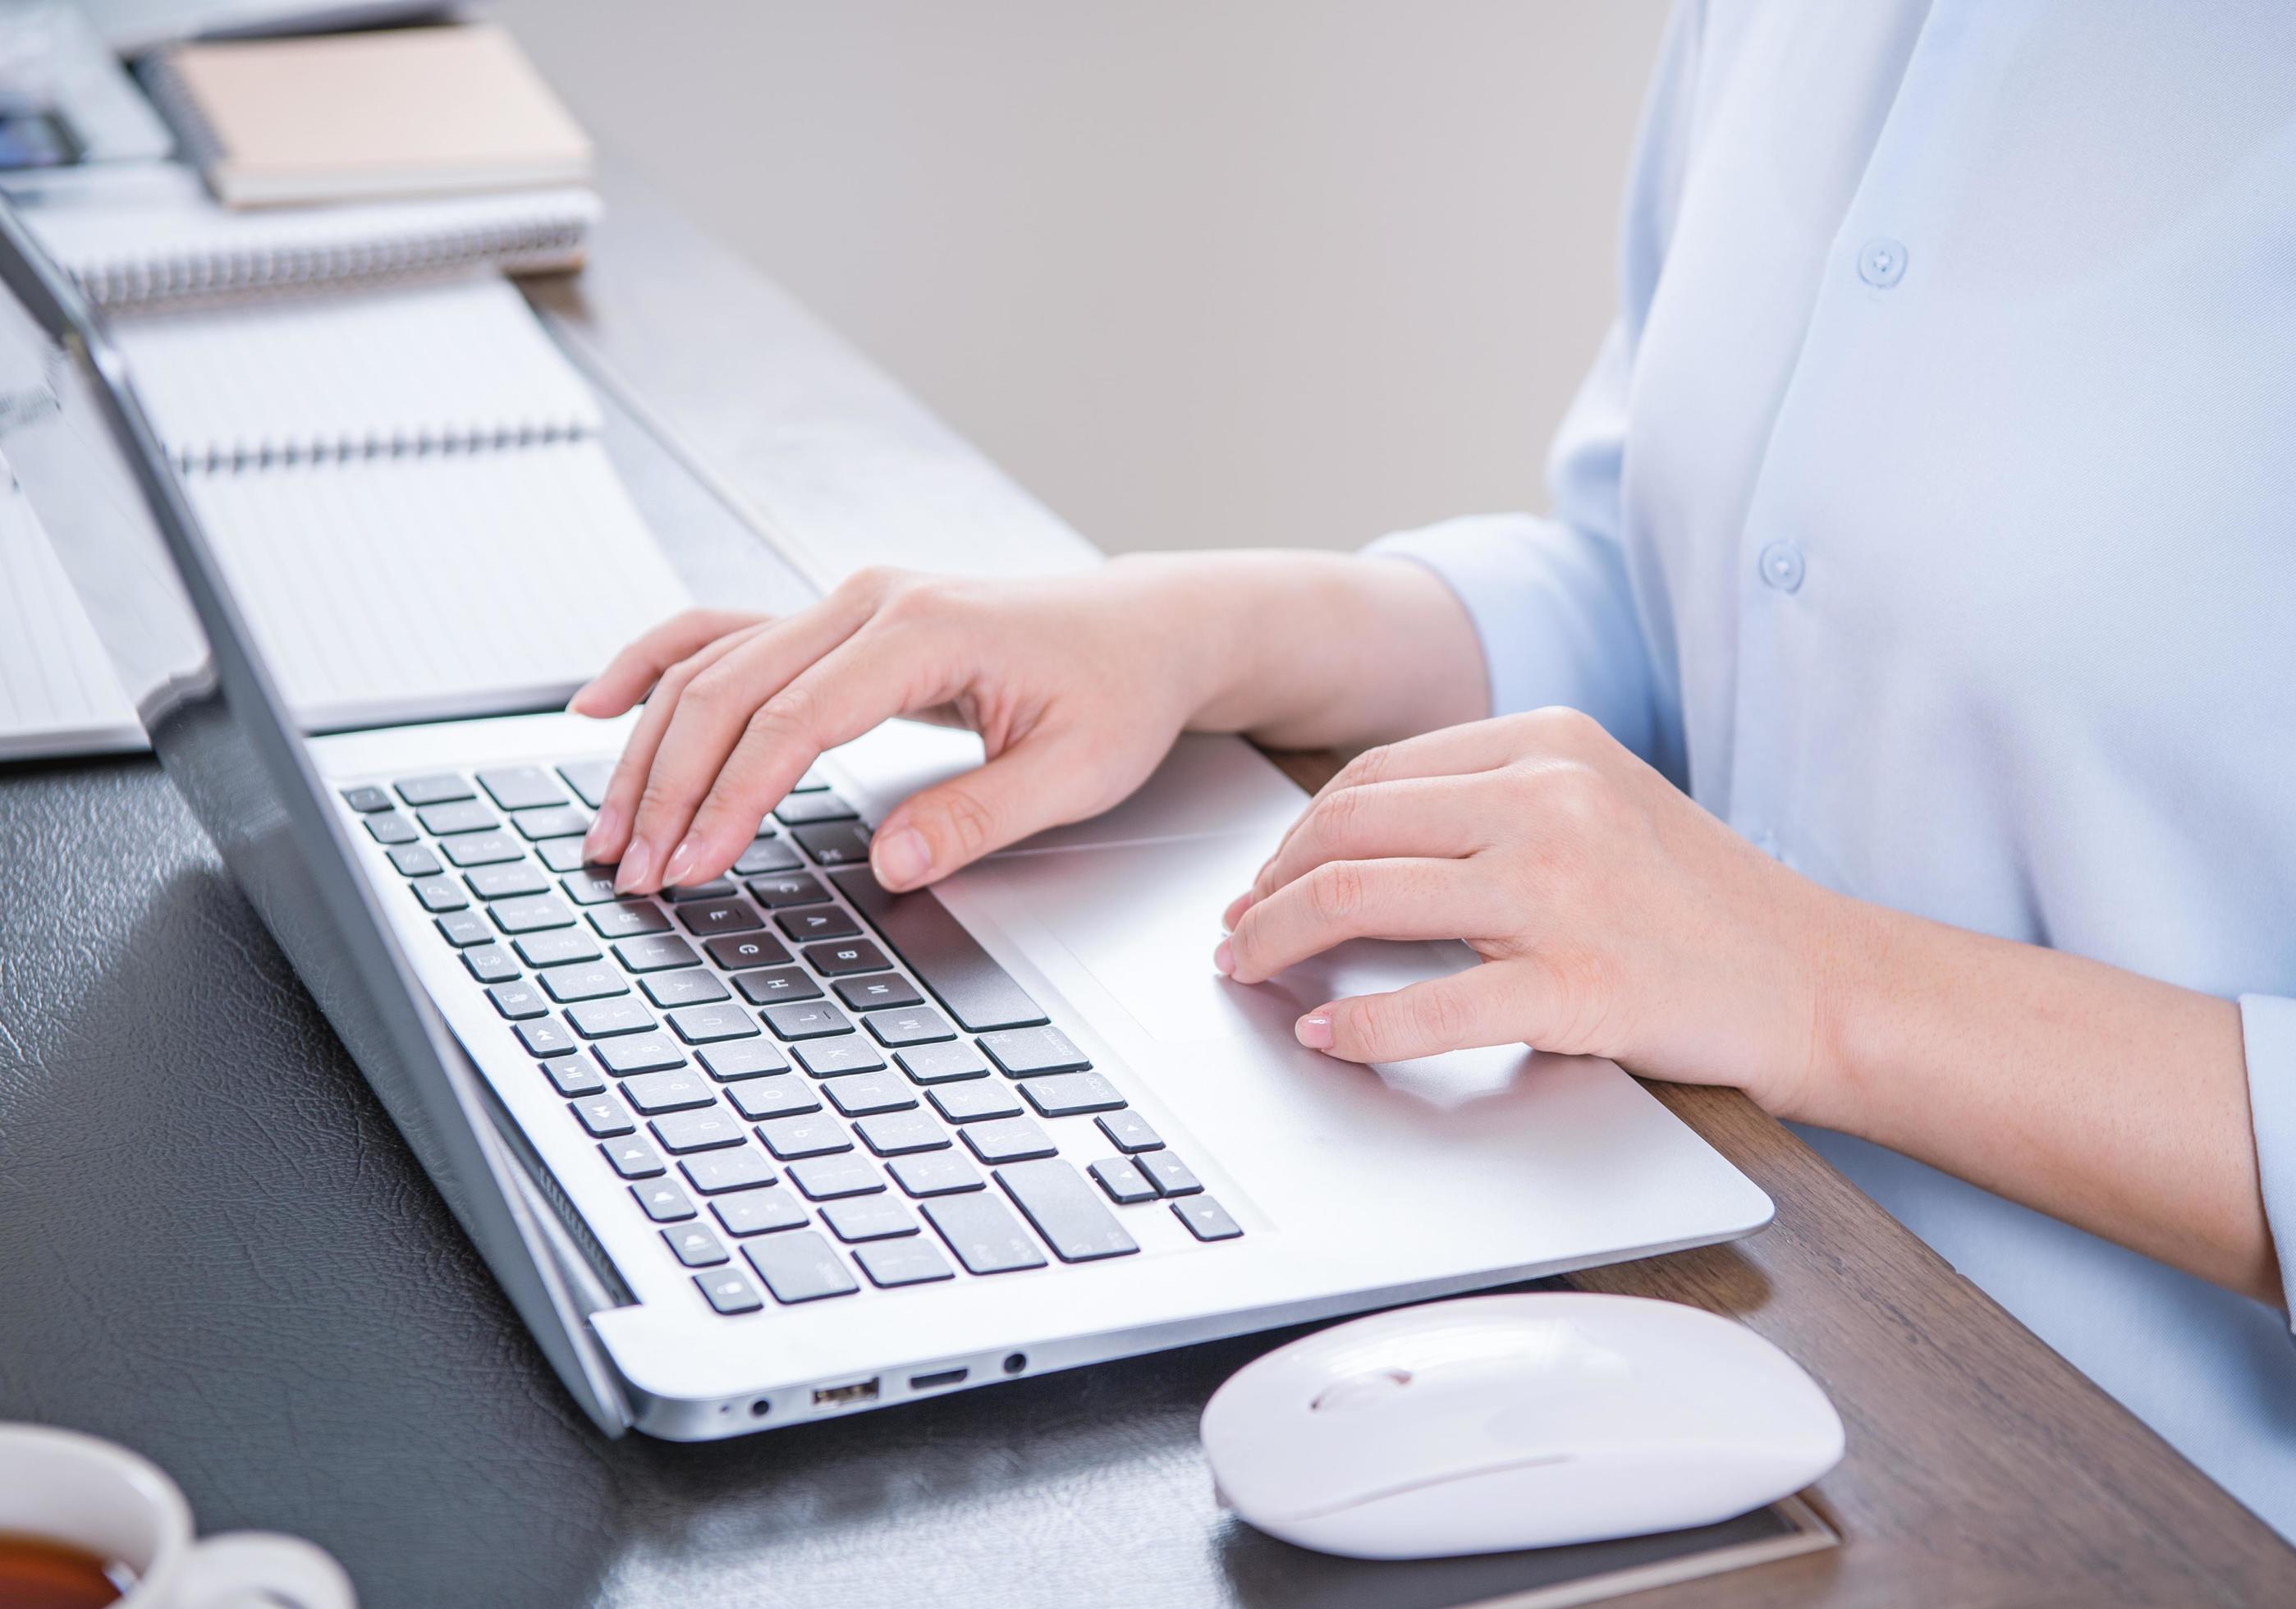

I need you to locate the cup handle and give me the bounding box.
[174,1531,357,1609]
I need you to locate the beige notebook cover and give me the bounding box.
[147,22,593,209]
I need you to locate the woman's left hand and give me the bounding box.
[1216,708,1860,1119]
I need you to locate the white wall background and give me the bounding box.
[493,1,1670,554]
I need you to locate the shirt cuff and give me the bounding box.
[2240,993,2296,1323]
[1367,512,1657,763]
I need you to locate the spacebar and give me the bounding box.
[827,869,1050,1032]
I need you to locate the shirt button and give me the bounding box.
[1858,237,1908,289]
[1758,540,1805,592]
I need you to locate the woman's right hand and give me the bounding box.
[571,562,1234,896]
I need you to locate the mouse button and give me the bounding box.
[1309,1368,1413,1413]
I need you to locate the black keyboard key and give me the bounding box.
[802,939,891,977]
[997,1158,1139,1263]
[1173,1196,1243,1241]
[895,1043,991,1084]
[853,1111,950,1157]
[695,1269,764,1314]
[441,830,524,868]
[601,1137,664,1178]
[854,1240,954,1287]
[828,868,1049,1031]
[745,872,831,908]
[774,791,859,827]
[571,1093,635,1137]
[590,901,671,939]
[477,766,566,811]
[538,839,590,872]
[557,759,612,809]
[341,785,392,813]
[462,944,520,984]
[643,969,731,1008]
[929,1081,1022,1123]
[744,1231,860,1303]
[756,1114,851,1160]
[544,1059,607,1098]
[539,962,626,1002]
[387,843,442,878]
[823,1198,920,1243]
[612,934,701,973]
[792,1038,886,1079]
[823,1072,917,1116]
[667,1002,761,1044]
[511,804,592,841]
[411,877,467,914]
[667,877,740,903]
[1136,1151,1203,1198]
[516,1018,577,1058]
[617,1068,714,1113]
[517,930,605,970]
[787,1154,884,1200]
[396,773,473,806]
[732,965,818,1005]
[834,972,925,1011]
[488,894,575,935]
[593,1031,689,1075]
[712,1187,808,1237]
[763,1001,852,1040]
[923,1194,1048,1275]
[698,1040,788,1081]
[727,1075,820,1121]
[487,981,548,1020]
[465,862,548,901]
[648,1107,745,1153]
[960,1116,1057,1166]
[1022,1071,1126,1118]
[417,800,498,836]
[775,905,861,943]
[703,932,794,970]
[676,898,763,937]
[632,1180,697,1223]
[864,1006,956,1048]
[732,837,804,876]
[1088,1157,1157,1204]
[979,1026,1090,1077]
[364,811,419,846]
[679,1147,775,1194]
[434,910,492,948]
[559,869,621,905]
[664,1225,729,1267]
[569,997,656,1038]
[792,822,873,866]
[887,1153,985,1198]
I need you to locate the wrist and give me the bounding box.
[1770,884,1898,1129]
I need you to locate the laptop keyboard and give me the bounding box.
[341,759,1240,1316]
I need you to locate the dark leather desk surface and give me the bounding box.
[7,174,2294,1609]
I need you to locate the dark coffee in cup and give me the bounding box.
[0,1529,136,1608]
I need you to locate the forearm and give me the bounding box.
[1112,550,1487,749]
[1795,898,2279,1304]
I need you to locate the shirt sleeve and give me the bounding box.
[2239,995,2296,1321]
[1366,0,1703,778]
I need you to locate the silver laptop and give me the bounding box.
[0,198,1770,1440]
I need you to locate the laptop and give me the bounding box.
[0,197,1771,1440]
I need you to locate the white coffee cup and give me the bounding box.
[0,1423,355,1609]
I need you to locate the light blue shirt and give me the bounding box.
[1374,0,2296,1536]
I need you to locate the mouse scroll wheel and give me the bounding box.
[1309,1368,1414,1413]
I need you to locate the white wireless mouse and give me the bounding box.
[1200,1292,1845,1559]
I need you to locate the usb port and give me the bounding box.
[909,1367,968,1391]
[812,1378,880,1408]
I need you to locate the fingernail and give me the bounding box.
[873,827,932,889]
[583,804,622,862]
[615,839,655,894]
[566,687,592,714]
[661,837,702,889]
[1212,938,1235,977]
[1295,1014,1334,1050]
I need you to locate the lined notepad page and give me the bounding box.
[115,275,601,469]
[181,438,690,730]
[0,468,141,759]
